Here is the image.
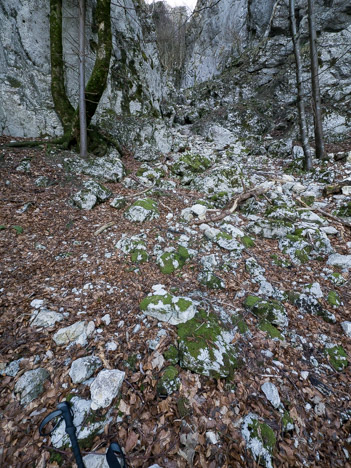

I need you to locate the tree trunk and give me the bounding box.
[289,0,312,170]
[308,0,325,160]
[49,0,74,134]
[79,0,88,157]
[69,0,112,146]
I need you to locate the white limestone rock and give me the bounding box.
[69,356,102,384]
[327,254,351,270]
[30,308,64,328]
[302,282,323,299]
[140,293,197,325]
[72,191,97,210]
[261,382,281,409]
[83,454,109,468]
[341,321,351,337]
[53,321,95,346]
[14,368,50,405]
[90,369,125,410]
[124,198,159,223]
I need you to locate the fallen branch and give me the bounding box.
[193,186,268,225]
[94,221,115,236]
[295,197,351,229]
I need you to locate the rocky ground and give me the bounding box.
[0,128,351,468]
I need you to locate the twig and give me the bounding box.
[295,197,351,229]
[94,221,115,236]
[193,187,268,225]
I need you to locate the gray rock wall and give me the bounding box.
[0,0,164,137]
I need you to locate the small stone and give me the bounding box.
[106,341,118,351]
[342,186,351,195]
[53,321,95,346]
[4,358,23,377]
[314,402,326,416]
[69,356,102,384]
[90,369,125,410]
[14,368,50,405]
[101,314,111,325]
[327,254,351,270]
[341,321,351,337]
[30,299,44,309]
[83,454,109,468]
[261,382,281,408]
[206,431,219,444]
[301,371,309,380]
[30,308,64,328]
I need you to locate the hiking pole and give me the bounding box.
[39,401,85,468]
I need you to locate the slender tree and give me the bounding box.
[79,0,88,157]
[308,0,325,160]
[49,0,112,151]
[289,0,312,170]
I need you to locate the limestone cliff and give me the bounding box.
[0,0,164,137]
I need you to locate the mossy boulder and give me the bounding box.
[295,294,336,324]
[140,293,196,325]
[115,235,148,263]
[157,366,180,396]
[178,310,238,378]
[124,198,159,222]
[327,290,341,307]
[244,296,288,328]
[325,345,348,371]
[242,413,276,468]
[198,270,226,289]
[336,201,351,218]
[164,345,179,364]
[171,153,212,177]
[259,321,283,340]
[157,246,190,274]
[279,234,312,264]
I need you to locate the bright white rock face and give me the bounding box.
[90,369,125,410]
[53,321,95,346]
[261,382,281,409]
[69,356,102,384]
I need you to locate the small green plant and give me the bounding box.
[12,225,24,234]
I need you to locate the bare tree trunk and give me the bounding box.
[49,0,74,134]
[308,0,325,160]
[79,0,88,157]
[289,0,312,170]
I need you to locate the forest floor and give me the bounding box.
[0,136,351,468]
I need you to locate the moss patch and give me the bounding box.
[164,345,179,364]
[327,290,341,307]
[241,235,255,248]
[158,246,190,274]
[244,296,287,328]
[259,320,283,340]
[178,310,238,378]
[157,366,180,396]
[325,345,348,371]
[248,419,276,454]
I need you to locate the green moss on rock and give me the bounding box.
[259,320,283,340]
[248,419,276,454]
[164,345,179,364]
[157,366,180,396]
[241,235,255,248]
[327,290,341,307]
[178,310,238,378]
[244,296,288,328]
[325,345,348,371]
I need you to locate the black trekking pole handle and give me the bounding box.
[39,401,85,468]
[57,402,85,468]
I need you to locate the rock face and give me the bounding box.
[0,0,164,137]
[14,368,50,405]
[90,369,125,410]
